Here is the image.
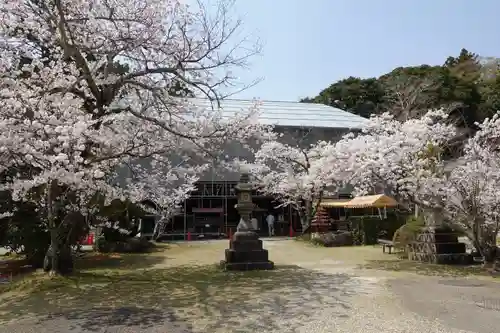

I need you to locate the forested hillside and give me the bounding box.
[302,49,500,135]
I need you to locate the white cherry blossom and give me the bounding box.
[248,140,351,231]
[343,109,500,263]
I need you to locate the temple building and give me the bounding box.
[140,98,368,240]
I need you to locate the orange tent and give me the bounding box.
[344,194,398,208]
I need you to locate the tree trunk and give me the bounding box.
[468,218,499,271]
[300,216,310,233]
[49,229,60,276]
[42,182,73,276]
[44,182,59,275]
[43,228,60,274]
[43,229,74,275]
[481,245,498,270]
[298,208,313,234]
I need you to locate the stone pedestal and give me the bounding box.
[407,226,472,265]
[220,230,274,271]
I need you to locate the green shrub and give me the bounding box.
[1,199,51,268]
[95,199,147,241]
[351,225,364,245]
[348,213,406,245]
[362,217,383,245]
[94,235,107,252]
[392,215,425,251]
[1,182,90,269]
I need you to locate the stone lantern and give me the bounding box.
[220,172,274,271]
[234,172,255,231]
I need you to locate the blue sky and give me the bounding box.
[229,0,500,101]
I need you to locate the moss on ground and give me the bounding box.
[0,244,324,325]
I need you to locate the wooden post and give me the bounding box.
[183,199,187,241]
[224,192,227,234]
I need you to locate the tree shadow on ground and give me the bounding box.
[49,306,192,333]
[360,259,490,277]
[0,264,369,332]
[74,250,169,271]
[0,250,167,295]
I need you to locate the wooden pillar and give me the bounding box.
[224,192,228,234]
[183,199,187,240]
[281,206,285,235]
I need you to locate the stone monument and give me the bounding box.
[220,172,274,271]
[407,226,472,265]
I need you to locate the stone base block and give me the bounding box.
[409,251,473,265]
[219,260,274,271]
[231,239,263,252]
[225,248,269,263]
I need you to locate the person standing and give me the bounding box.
[266,213,275,237]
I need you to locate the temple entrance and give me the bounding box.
[251,198,291,236]
[156,181,299,240]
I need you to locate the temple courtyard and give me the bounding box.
[1,239,500,333]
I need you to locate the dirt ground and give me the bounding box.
[154,238,399,268]
[1,239,500,333]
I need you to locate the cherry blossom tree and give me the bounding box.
[442,116,500,266]
[248,140,351,233]
[0,0,272,274]
[344,110,500,266]
[340,110,456,211]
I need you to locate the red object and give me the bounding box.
[87,233,94,245]
[289,222,294,237]
[187,231,191,241]
[311,207,330,233]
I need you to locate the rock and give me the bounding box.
[311,231,353,247]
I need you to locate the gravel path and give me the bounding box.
[2,239,500,332]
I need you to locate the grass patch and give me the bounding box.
[0,245,168,294]
[360,258,494,278]
[75,251,163,271]
[1,252,25,260]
